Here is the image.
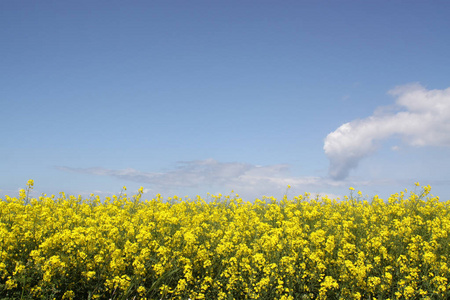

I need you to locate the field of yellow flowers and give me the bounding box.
[1,181,449,300]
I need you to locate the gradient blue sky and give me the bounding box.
[2,1,450,201]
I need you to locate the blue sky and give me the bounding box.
[2,1,450,201]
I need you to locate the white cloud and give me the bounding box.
[58,159,358,200]
[324,83,450,179]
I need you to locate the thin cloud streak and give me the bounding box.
[58,159,318,187]
[324,83,450,180]
[57,159,371,199]
[55,160,450,200]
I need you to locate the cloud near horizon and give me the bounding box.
[57,159,350,199]
[324,83,450,180]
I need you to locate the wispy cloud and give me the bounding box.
[55,159,448,200]
[57,159,362,199]
[324,83,450,180]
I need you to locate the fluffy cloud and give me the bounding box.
[324,83,450,180]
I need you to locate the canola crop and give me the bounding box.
[1,181,449,300]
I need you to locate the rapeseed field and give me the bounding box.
[1,180,449,299]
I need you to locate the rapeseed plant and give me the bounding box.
[0,182,449,299]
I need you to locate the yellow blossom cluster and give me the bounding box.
[1,182,449,299]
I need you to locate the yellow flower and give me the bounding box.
[321,275,339,289]
[5,277,17,290]
[404,286,415,298]
[85,271,96,280]
[137,286,146,295]
[62,290,75,300]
